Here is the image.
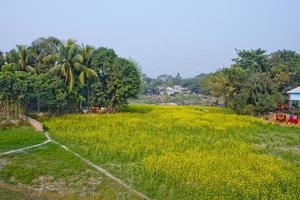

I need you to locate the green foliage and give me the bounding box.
[0,51,4,70]
[0,37,141,114]
[30,36,61,73]
[0,71,29,118]
[204,49,300,115]
[130,94,202,105]
[0,127,45,152]
[2,46,36,73]
[140,73,207,95]
[28,74,67,112]
[0,71,67,116]
[90,48,140,111]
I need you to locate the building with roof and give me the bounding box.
[287,86,300,107]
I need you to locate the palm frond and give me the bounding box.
[85,67,98,78]
[43,54,59,63]
[25,65,36,73]
[78,71,85,87]
[61,64,67,77]
[49,64,62,74]
[73,54,83,63]
[74,62,82,71]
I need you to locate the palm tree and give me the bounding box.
[78,44,97,87]
[50,39,97,93]
[78,44,98,109]
[16,45,36,73]
[2,46,36,73]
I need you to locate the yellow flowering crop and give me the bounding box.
[43,105,300,199]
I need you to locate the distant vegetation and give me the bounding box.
[140,73,207,95]
[129,94,202,105]
[1,37,300,118]
[0,37,140,119]
[204,49,300,115]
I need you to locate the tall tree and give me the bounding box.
[91,48,140,112]
[0,51,4,70]
[50,39,97,92]
[31,36,62,73]
[2,46,36,73]
[204,49,289,115]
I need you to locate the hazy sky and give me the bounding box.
[1,0,300,77]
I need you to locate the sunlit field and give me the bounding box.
[43,105,300,199]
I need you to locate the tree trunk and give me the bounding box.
[87,88,90,110]
[6,100,9,120]
[109,93,117,113]
[37,99,40,113]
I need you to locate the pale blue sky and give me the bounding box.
[1,0,299,77]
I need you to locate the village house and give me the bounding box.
[287,86,300,108]
[158,85,190,96]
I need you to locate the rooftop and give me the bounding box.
[287,86,300,94]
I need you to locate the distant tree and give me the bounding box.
[50,39,97,93]
[2,45,36,73]
[232,48,269,72]
[31,37,61,58]
[140,73,152,95]
[0,37,143,115]
[268,50,300,89]
[91,48,140,112]
[0,51,4,70]
[31,74,67,112]
[31,36,61,73]
[204,49,292,115]
[5,49,18,64]
[173,73,183,85]
[182,73,207,93]
[89,47,118,107]
[0,72,28,119]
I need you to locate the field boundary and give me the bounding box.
[0,139,52,156]
[52,139,151,200]
[1,115,151,200]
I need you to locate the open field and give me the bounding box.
[0,127,45,153]
[41,105,300,199]
[0,127,141,199]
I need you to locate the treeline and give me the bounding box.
[0,37,140,118]
[204,49,300,115]
[140,73,207,95]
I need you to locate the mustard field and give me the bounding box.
[43,105,300,199]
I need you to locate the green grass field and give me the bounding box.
[41,105,300,199]
[0,127,46,153]
[0,126,141,199]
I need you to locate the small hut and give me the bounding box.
[287,86,300,108]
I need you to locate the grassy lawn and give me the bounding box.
[0,126,46,153]
[0,142,141,200]
[43,105,300,199]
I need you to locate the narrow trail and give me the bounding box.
[0,139,52,156]
[1,118,151,200]
[52,139,151,200]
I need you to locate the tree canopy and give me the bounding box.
[204,49,300,115]
[0,37,141,118]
